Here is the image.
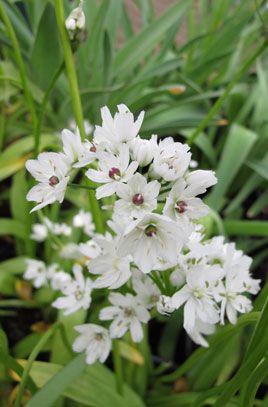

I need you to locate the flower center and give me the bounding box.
[74,289,83,300]
[132,193,144,205]
[145,224,157,237]
[49,176,60,186]
[193,288,204,299]
[90,144,96,152]
[124,307,135,317]
[175,200,187,214]
[95,332,104,341]
[108,167,121,180]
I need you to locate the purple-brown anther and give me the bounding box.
[108,167,121,180]
[175,200,187,214]
[145,225,157,237]
[49,176,60,186]
[132,193,144,205]
[90,144,96,152]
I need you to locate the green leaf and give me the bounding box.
[223,220,268,237]
[240,356,268,407]
[30,3,62,89]
[247,159,268,181]
[113,1,188,77]
[0,218,28,239]
[207,124,257,211]
[27,356,145,407]
[0,256,28,275]
[0,272,15,295]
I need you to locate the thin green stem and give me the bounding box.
[15,323,59,407]
[69,182,96,191]
[112,340,124,396]
[0,3,38,155]
[54,0,86,140]
[188,41,268,145]
[35,62,65,153]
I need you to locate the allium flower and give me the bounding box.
[157,295,175,315]
[89,236,131,289]
[52,265,93,315]
[115,173,160,219]
[24,259,48,288]
[187,319,216,348]
[94,104,144,151]
[50,271,72,291]
[129,135,158,167]
[30,224,48,242]
[79,240,101,261]
[44,218,72,236]
[151,138,191,181]
[132,270,161,309]
[100,293,150,342]
[26,152,70,212]
[73,209,95,236]
[118,213,189,273]
[86,144,138,199]
[171,264,223,334]
[73,324,111,365]
[65,1,85,40]
[61,129,96,168]
[215,243,260,324]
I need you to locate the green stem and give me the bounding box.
[35,62,65,154]
[188,41,268,145]
[54,0,86,140]
[0,3,38,155]
[69,182,96,191]
[112,340,124,396]
[15,323,59,407]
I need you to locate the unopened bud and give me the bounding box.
[65,1,86,49]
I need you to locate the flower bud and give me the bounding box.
[65,1,86,49]
[129,135,158,167]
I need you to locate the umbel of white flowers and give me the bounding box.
[24,104,261,365]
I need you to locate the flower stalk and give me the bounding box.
[112,340,124,396]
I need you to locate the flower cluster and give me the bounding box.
[25,105,260,364]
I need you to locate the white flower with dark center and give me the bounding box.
[171,264,223,334]
[118,213,189,273]
[132,269,161,309]
[115,173,160,219]
[163,176,215,222]
[94,104,144,151]
[73,324,111,365]
[73,209,95,236]
[26,152,70,212]
[100,293,150,342]
[151,138,191,181]
[129,135,158,167]
[52,264,92,315]
[89,236,131,289]
[86,144,138,199]
[30,224,48,242]
[24,259,48,288]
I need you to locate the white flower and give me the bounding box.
[100,293,150,342]
[69,119,93,136]
[151,138,191,181]
[163,177,214,222]
[79,240,101,261]
[187,319,216,348]
[89,236,131,289]
[24,259,48,288]
[157,295,175,315]
[65,1,85,39]
[60,243,81,259]
[61,129,96,168]
[185,170,217,195]
[171,264,223,335]
[115,173,160,219]
[73,324,111,365]
[50,271,72,291]
[52,265,92,315]
[73,210,95,236]
[94,104,144,151]
[129,135,158,167]
[44,218,72,236]
[215,243,260,324]
[30,224,48,242]
[132,270,161,309]
[26,152,70,212]
[86,144,138,199]
[118,213,189,273]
